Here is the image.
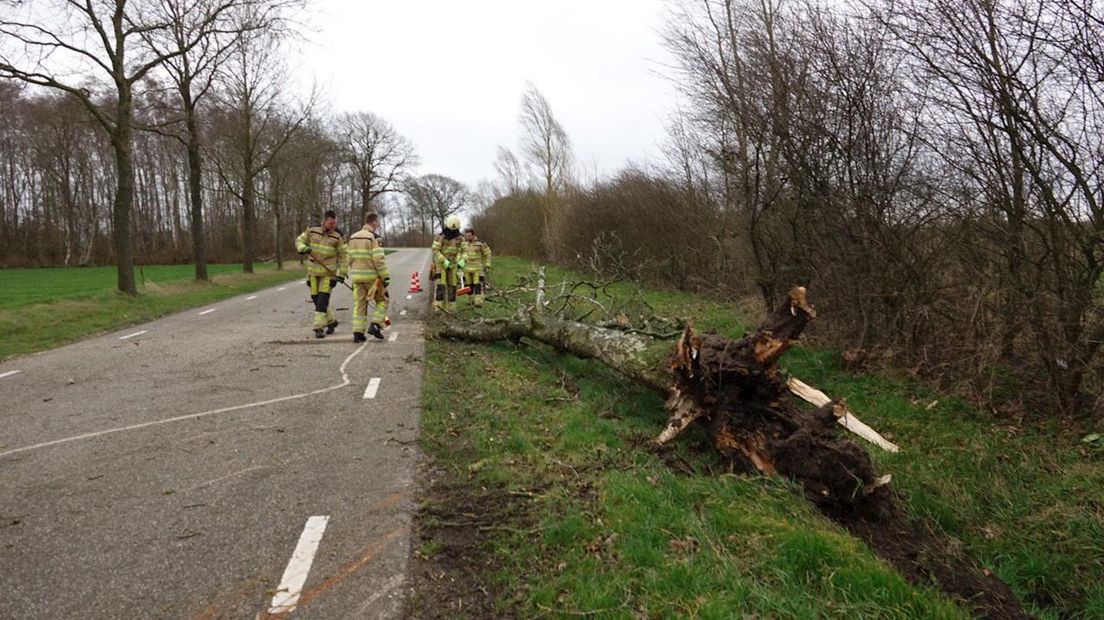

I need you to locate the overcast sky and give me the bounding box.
[298,0,680,189]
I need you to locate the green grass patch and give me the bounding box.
[0,263,263,308]
[417,256,1104,618]
[0,263,303,359]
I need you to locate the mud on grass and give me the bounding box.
[406,467,526,619]
[837,506,1028,620]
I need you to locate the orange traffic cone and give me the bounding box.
[409,271,422,293]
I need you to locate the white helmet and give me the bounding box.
[445,215,461,230]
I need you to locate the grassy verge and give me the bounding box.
[0,263,270,308]
[416,340,966,618]
[0,263,304,360]
[411,257,1104,619]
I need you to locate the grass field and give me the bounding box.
[0,262,304,360]
[411,257,1104,619]
[0,264,261,309]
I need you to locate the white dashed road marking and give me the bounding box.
[363,377,381,400]
[269,515,330,615]
[246,295,258,300]
[0,344,369,459]
[198,308,216,315]
[399,309,407,317]
[406,294,412,300]
[389,332,398,342]
[0,370,22,380]
[118,330,148,340]
[277,287,287,291]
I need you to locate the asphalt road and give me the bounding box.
[0,248,433,619]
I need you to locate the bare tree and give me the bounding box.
[493,145,525,195]
[334,111,417,222]
[0,0,205,293]
[518,82,573,258]
[142,0,296,280]
[519,83,572,196]
[406,174,468,231]
[875,0,1104,413]
[28,95,106,267]
[210,27,311,272]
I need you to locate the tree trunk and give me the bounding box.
[274,190,283,271]
[440,311,672,394]
[242,173,255,274]
[168,157,182,263]
[112,94,137,295]
[360,174,371,224]
[181,82,208,281]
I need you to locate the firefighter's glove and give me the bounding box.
[383,277,391,288]
[336,276,346,284]
[457,259,466,270]
[299,246,312,255]
[442,259,451,270]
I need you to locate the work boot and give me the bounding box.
[353,332,367,343]
[367,323,385,340]
[326,320,338,335]
[314,328,325,339]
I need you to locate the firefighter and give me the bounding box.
[347,212,389,342]
[296,210,348,338]
[460,227,492,307]
[430,215,463,310]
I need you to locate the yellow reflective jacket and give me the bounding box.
[460,239,492,271]
[432,233,463,268]
[347,226,388,282]
[296,226,347,277]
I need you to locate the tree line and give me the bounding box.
[0,0,466,285]
[473,0,1104,419]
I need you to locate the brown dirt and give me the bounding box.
[404,463,525,619]
[837,505,1031,620]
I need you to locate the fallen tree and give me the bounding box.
[441,285,894,513]
[437,275,1030,618]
